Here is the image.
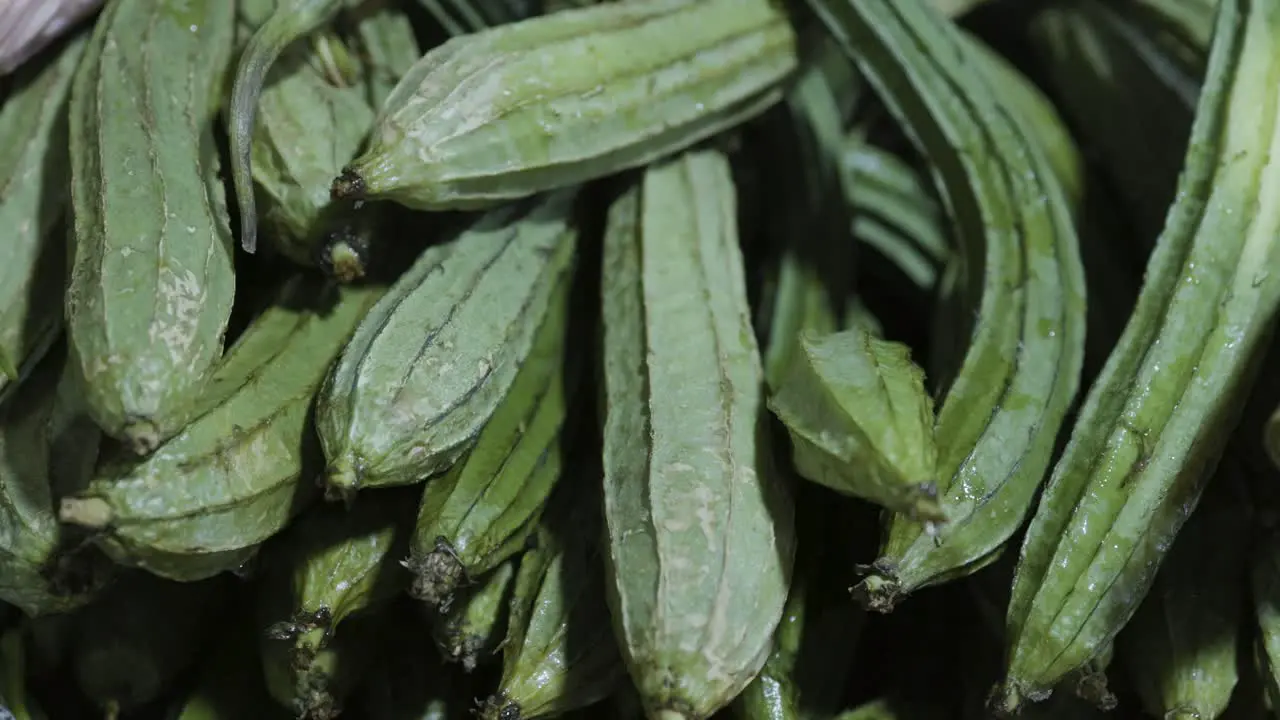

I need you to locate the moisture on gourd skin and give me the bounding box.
[998,0,1280,706]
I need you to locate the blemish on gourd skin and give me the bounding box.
[60,279,382,582]
[67,0,237,449]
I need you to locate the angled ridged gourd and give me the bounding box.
[331,0,798,211]
[600,149,794,720]
[316,189,579,500]
[65,0,238,454]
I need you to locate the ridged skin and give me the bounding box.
[338,0,797,211]
[600,150,794,720]
[809,0,1086,608]
[407,269,574,609]
[1002,0,1280,709]
[65,0,237,453]
[316,189,578,498]
[59,278,385,581]
[0,33,85,395]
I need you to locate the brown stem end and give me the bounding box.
[405,538,465,610]
[330,168,366,201]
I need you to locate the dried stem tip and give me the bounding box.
[319,229,369,284]
[988,681,1026,719]
[478,695,522,720]
[330,168,366,201]
[406,539,465,610]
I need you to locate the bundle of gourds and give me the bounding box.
[0,0,1272,718]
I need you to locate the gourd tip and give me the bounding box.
[405,541,464,610]
[331,168,366,201]
[478,695,520,720]
[59,497,113,529]
[240,227,258,254]
[987,680,1028,718]
[910,488,947,525]
[122,419,160,456]
[454,637,481,673]
[321,461,361,506]
[1074,668,1117,711]
[851,573,900,613]
[295,685,341,720]
[318,228,370,284]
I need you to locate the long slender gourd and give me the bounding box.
[600,149,794,720]
[1001,0,1280,709]
[228,0,347,253]
[331,0,798,212]
[65,0,238,454]
[806,0,1087,608]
